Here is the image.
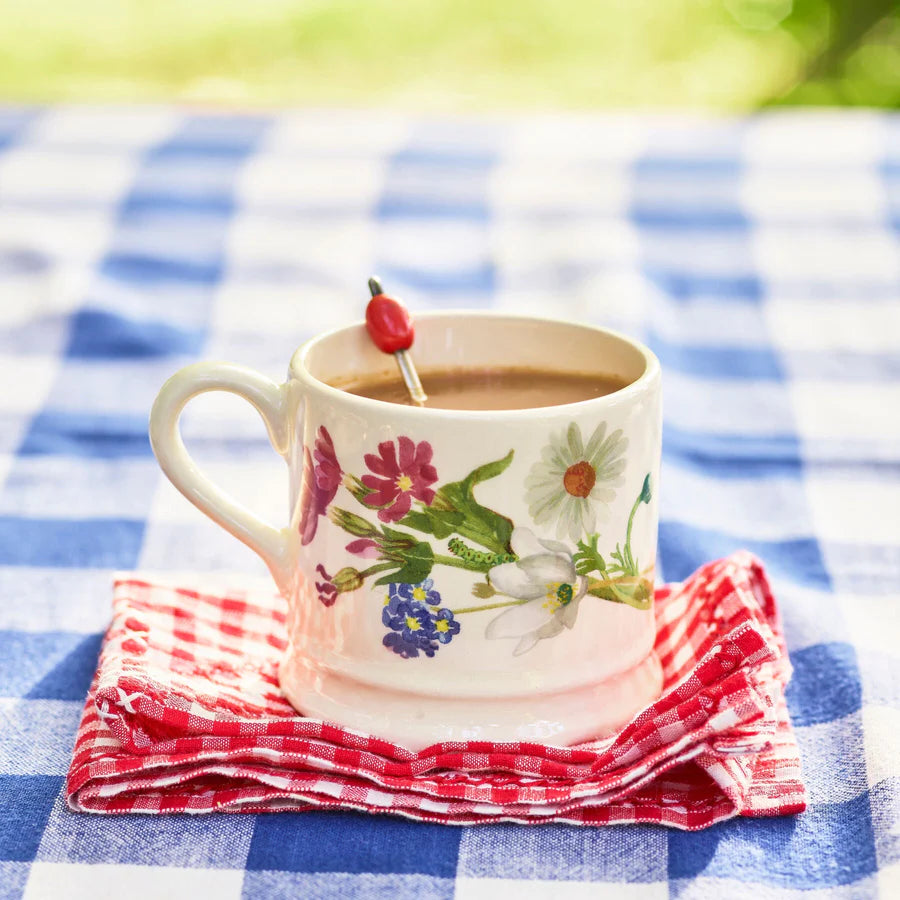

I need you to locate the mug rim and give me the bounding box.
[289,310,660,421]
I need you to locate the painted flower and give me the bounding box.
[392,578,442,606]
[382,595,437,658]
[346,538,381,559]
[325,508,384,558]
[430,607,461,644]
[315,564,338,607]
[362,436,438,523]
[381,579,460,658]
[485,527,588,656]
[299,427,343,545]
[525,422,627,542]
[314,563,364,607]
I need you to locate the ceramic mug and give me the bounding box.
[149,313,662,749]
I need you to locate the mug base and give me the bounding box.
[278,649,664,752]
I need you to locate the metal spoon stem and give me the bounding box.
[395,348,427,406]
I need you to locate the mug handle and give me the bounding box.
[148,361,296,593]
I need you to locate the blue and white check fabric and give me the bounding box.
[0,106,898,898]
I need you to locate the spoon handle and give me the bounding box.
[365,277,428,406]
[394,348,428,406]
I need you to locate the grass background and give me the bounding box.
[0,0,898,109]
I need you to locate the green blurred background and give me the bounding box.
[0,0,897,109]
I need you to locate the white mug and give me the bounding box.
[149,313,663,749]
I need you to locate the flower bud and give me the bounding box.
[381,532,417,555]
[639,474,652,505]
[332,567,365,593]
[345,475,375,506]
[329,507,380,538]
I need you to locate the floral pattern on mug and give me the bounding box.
[299,426,343,545]
[382,579,460,658]
[484,528,588,656]
[361,436,438,523]
[314,564,338,607]
[305,424,654,658]
[524,422,627,542]
[314,563,364,607]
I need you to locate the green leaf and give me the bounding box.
[373,541,434,586]
[574,533,607,577]
[399,507,464,540]
[431,450,515,554]
[395,450,515,554]
[608,541,639,578]
[458,449,515,488]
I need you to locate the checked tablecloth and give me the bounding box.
[0,106,898,898]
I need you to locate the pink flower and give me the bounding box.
[361,436,437,523]
[314,563,364,606]
[346,538,381,559]
[314,564,338,606]
[299,427,342,545]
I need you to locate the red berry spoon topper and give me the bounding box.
[365,276,428,406]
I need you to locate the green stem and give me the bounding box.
[452,598,531,615]
[586,575,652,610]
[360,562,395,578]
[624,493,643,575]
[587,589,651,610]
[432,553,489,573]
[452,525,508,556]
[588,574,641,587]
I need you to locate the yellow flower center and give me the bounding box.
[542,581,574,613]
[412,586,426,601]
[405,615,421,631]
[542,582,563,613]
[563,460,596,498]
[435,618,450,632]
[396,474,413,492]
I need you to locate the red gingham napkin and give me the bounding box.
[65,552,806,828]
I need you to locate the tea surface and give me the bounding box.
[338,367,629,410]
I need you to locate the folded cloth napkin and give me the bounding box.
[66,551,806,828]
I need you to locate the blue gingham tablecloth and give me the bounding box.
[0,105,898,899]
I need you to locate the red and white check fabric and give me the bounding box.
[66,552,806,828]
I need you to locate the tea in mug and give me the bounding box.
[337,367,629,411]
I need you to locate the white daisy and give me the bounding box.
[524,421,627,542]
